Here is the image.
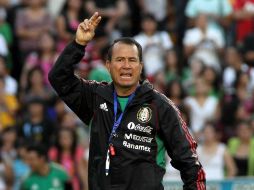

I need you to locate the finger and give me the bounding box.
[79,23,86,31]
[93,16,102,27]
[83,19,90,30]
[89,12,99,23]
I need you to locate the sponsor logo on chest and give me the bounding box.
[124,133,153,143]
[127,122,153,134]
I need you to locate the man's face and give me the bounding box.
[26,151,45,173]
[106,43,143,90]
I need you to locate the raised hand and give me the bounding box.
[75,12,102,46]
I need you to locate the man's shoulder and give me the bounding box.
[81,79,110,86]
[151,90,176,110]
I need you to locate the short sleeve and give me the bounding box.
[160,32,173,49]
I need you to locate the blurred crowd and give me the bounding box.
[0,0,254,189]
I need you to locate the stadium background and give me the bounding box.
[0,0,254,189]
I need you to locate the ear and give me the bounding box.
[106,60,111,73]
[139,62,143,74]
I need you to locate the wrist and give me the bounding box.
[75,38,88,46]
[73,40,86,51]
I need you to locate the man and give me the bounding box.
[21,144,71,190]
[49,12,206,190]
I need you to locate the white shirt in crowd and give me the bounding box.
[184,27,224,72]
[0,34,8,57]
[197,143,226,181]
[184,96,218,133]
[5,76,18,95]
[143,0,167,22]
[223,64,254,93]
[134,32,173,76]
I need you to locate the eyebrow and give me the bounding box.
[114,56,138,59]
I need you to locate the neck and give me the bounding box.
[38,163,49,176]
[204,140,217,146]
[114,84,138,96]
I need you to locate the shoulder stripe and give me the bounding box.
[163,94,206,190]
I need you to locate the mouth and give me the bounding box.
[120,73,132,79]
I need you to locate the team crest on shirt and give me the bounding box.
[137,107,152,123]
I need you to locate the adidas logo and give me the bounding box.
[100,103,108,111]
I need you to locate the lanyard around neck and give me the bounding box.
[108,90,135,144]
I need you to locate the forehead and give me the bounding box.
[111,42,139,58]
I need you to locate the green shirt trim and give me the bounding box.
[117,97,129,112]
[156,135,166,168]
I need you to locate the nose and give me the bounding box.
[122,59,131,68]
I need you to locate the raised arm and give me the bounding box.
[48,13,102,124]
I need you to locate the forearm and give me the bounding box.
[48,40,85,94]
[160,103,206,189]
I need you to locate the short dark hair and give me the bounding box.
[107,37,143,62]
[27,144,48,161]
[141,13,156,22]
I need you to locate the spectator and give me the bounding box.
[15,0,52,55]
[18,97,55,149]
[184,77,218,138]
[223,46,254,94]
[60,112,89,146]
[164,48,181,83]
[182,57,205,93]
[0,76,19,129]
[49,127,88,190]
[228,121,254,176]
[0,155,13,190]
[183,13,225,72]
[185,0,232,37]
[235,72,252,102]
[138,0,168,30]
[86,0,128,38]
[12,142,29,190]
[134,14,173,79]
[21,144,71,190]
[152,70,166,93]
[0,55,17,95]
[53,98,69,124]
[56,0,89,52]
[197,122,236,180]
[19,67,55,105]
[242,33,254,66]
[201,66,221,98]
[0,127,17,163]
[165,79,186,107]
[20,32,58,88]
[0,8,13,69]
[232,0,254,44]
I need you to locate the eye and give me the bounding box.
[115,57,124,62]
[129,58,138,62]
